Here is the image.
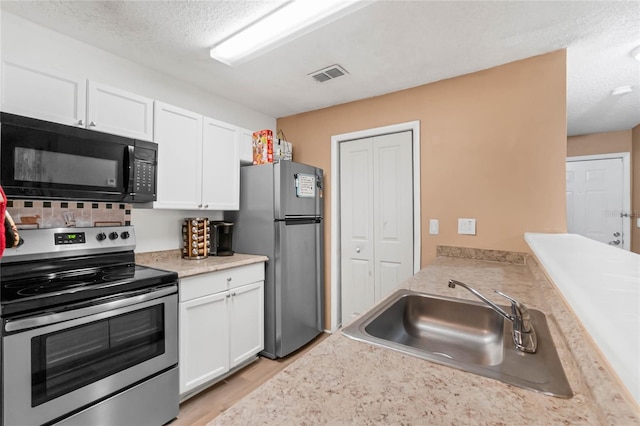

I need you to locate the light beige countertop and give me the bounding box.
[135,250,268,278]
[210,247,639,425]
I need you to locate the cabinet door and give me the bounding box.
[1,60,86,127]
[179,292,229,396]
[202,117,240,210]
[87,81,154,141]
[228,281,264,368]
[238,127,254,165]
[153,102,203,209]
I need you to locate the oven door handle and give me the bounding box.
[5,285,177,333]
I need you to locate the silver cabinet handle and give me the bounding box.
[204,204,209,208]
[78,119,84,126]
[609,239,621,245]
[89,121,97,127]
[5,285,177,332]
[356,247,360,253]
[231,292,237,297]
[227,277,232,282]
[613,232,621,237]
[197,204,203,208]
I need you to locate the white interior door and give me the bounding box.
[566,158,624,247]
[340,139,375,324]
[340,131,413,325]
[373,132,414,300]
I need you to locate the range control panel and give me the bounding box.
[1,226,136,263]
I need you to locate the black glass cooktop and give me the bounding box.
[1,252,178,318]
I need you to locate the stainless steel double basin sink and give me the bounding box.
[342,289,573,397]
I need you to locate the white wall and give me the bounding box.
[132,209,223,253]
[1,11,276,253]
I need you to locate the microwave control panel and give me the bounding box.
[133,144,156,199]
[134,160,155,195]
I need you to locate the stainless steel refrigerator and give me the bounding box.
[225,161,324,359]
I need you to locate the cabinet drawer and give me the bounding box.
[226,262,264,290]
[179,262,265,302]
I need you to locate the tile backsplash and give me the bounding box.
[7,200,132,229]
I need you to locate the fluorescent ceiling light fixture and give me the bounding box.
[210,0,370,66]
[611,85,633,96]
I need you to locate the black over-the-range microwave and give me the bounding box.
[0,112,157,203]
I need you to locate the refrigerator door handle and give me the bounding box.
[279,217,322,225]
[316,220,324,331]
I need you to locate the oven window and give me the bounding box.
[31,305,165,407]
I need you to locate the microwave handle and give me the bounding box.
[124,144,135,194]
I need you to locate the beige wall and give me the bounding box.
[277,51,568,327]
[567,129,639,254]
[567,130,632,157]
[633,125,640,254]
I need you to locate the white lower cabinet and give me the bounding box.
[178,263,264,397]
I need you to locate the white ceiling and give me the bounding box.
[2,0,639,136]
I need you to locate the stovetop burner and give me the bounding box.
[17,282,88,297]
[2,263,132,296]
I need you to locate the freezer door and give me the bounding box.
[274,219,324,357]
[274,161,323,219]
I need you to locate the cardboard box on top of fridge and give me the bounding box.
[252,130,273,164]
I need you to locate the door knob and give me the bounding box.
[613,232,621,237]
[609,239,621,245]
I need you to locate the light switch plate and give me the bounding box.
[429,219,439,235]
[458,218,476,235]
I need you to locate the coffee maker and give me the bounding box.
[210,221,234,256]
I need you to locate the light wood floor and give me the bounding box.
[171,333,329,426]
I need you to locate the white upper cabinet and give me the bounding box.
[1,60,86,127]
[153,102,204,209]
[87,81,154,141]
[238,127,254,165]
[1,60,153,141]
[202,117,240,210]
[153,102,240,211]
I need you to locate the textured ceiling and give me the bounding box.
[2,0,639,136]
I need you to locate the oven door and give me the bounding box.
[0,112,133,201]
[2,285,178,426]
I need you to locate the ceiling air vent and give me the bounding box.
[309,64,348,83]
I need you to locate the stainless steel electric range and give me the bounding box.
[0,226,179,426]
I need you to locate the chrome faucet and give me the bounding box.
[448,279,537,353]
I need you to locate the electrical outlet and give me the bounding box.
[429,219,439,235]
[458,218,476,235]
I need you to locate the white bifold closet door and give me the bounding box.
[340,131,414,325]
